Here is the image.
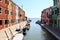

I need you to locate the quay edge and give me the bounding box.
[0,21,30,40]
[36,21,60,40]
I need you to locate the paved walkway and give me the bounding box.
[0,21,28,40]
[41,24,60,40]
[12,33,24,40]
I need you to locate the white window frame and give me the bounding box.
[0,6,2,14]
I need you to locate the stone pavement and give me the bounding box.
[41,24,60,40]
[0,21,28,40]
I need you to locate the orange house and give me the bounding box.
[7,0,13,26]
[0,0,26,30]
[0,0,9,30]
[12,2,16,25]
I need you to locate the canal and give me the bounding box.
[23,18,56,40]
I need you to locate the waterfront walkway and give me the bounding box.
[41,24,60,40]
[0,21,28,40]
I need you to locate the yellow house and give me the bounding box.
[8,0,12,26]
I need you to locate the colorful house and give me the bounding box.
[0,0,26,30]
[0,0,9,30]
[51,0,59,28]
[12,2,16,25]
[53,0,57,6]
[41,8,50,25]
[8,0,13,26]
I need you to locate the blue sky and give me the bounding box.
[12,0,53,18]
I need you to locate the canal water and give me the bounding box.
[23,18,56,40]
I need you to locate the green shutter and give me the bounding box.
[54,0,57,6]
[52,14,57,20]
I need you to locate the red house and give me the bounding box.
[0,0,9,30]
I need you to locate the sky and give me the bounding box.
[12,0,53,18]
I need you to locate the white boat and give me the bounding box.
[12,33,24,40]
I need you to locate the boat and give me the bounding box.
[12,33,24,40]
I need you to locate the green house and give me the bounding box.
[52,14,57,20]
[52,6,58,28]
[53,0,57,6]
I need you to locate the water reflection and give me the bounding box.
[23,18,56,40]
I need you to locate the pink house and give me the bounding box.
[41,7,51,24]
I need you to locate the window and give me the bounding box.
[5,9,9,14]
[5,0,9,5]
[0,20,2,25]
[20,15,22,16]
[0,0,2,2]
[13,12,14,15]
[55,8,59,15]
[52,11,54,15]
[57,8,59,13]
[49,20,51,23]
[47,12,48,17]
[0,7,2,13]
[11,20,14,23]
[5,20,9,24]
[11,12,13,15]
[53,20,57,24]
